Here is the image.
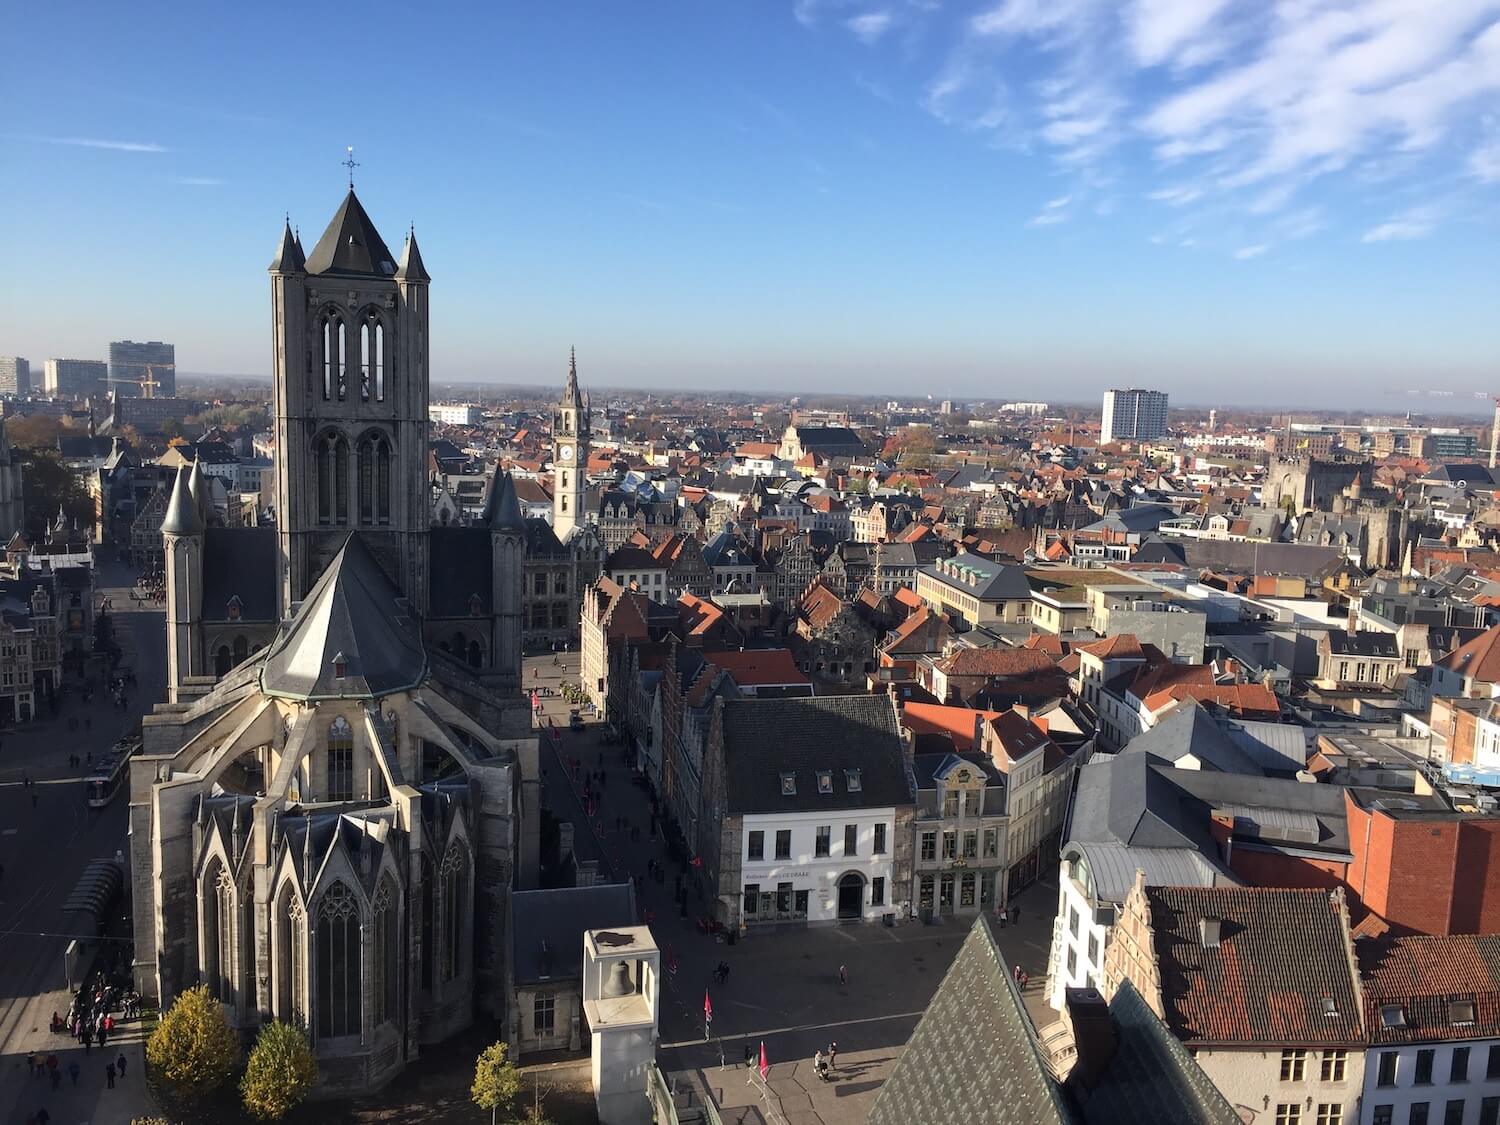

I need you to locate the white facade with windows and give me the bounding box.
[1100,387,1169,445]
[737,806,897,925]
[1361,1038,1500,1125]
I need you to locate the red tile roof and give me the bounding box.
[702,648,808,687]
[1437,624,1500,683]
[902,702,996,751]
[1145,886,1364,1048]
[937,646,1058,679]
[1360,934,1500,1043]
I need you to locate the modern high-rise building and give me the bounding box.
[0,356,29,396]
[1100,387,1169,445]
[42,358,108,400]
[108,339,176,397]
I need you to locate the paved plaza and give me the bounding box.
[527,652,1062,1125]
[0,559,166,1124]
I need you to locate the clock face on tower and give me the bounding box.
[559,445,574,462]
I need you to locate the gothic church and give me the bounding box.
[129,191,535,1095]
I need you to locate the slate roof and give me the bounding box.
[1326,631,1399,659]
[791,425,865,449]
[1145,886,1364,1048]
[868,915,1239,1125]
[428,527,493,617]
[394,229,429,282]
[160,464,203,535]
[1119,702,1266,776]
[920,553,1033,601]
[261,533,426,700]
[304,190,398,278]
[202,527,277,622]
[480,470,525,530]
[719,694,913,814]
[1359,933,1500,1044]
[510,883,637,986]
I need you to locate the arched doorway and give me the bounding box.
[836,872,865,921]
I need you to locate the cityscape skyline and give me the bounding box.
[3,2,1498,406]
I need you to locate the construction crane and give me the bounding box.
[139,362,174,399]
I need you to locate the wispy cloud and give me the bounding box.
[170,176,223,186]
[802,0,1500,247]
[1361,206,1440,243]
[35,136,167,152]
[847,11,894,44]
[1027,194,1072,226]
[1233,243,1267,259]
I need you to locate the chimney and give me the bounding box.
[1064,987,1117,1093]
[1199,915,1222,948]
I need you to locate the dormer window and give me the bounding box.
[817,771,833,795]
[1321,996,1339,1018]
[468,593,482,617]
[226,595,242,622]
[1450,998,1476,1025]
[845,768,862,792]
[780,772,796,796]
[1380,1004,1407,1028]
[332,651,348,680]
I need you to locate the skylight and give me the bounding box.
[817,770,833,795]
[845,768,862,792]
[1450,998,1476,1025]
[780,772,796,796]
[1380,1004,1407,1028]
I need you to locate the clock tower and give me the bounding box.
[553,348,590,542]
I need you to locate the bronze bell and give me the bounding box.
[602,959,633,998]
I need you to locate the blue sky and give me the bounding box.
[3,1,1498,408]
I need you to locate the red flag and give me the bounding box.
[690,855,703,868]
[703,988,713,1022]
[758,1041,769,1080]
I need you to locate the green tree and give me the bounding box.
[145,984,238,1103]
[471,1041,522,1125]
[240,1020,319,1120]
[130,1118,177,1125]
[17,446,93,537]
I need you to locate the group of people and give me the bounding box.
[812,1041,840,1081]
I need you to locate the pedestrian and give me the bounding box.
[25,1051,36,1076]
[82,1027,92,1053]
[105,1061,115,1089]
[98,1025,108,1049]
[1012,904,1021,924]
[838,964,848,985]
[35,1108,50,1125]
[67,1061,79,1086]
[49,1069,60,1093]
[828,1041,839,1070]
[116,1051,127,1078]
[46,1054,57,1077]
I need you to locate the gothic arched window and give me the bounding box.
[201,860,236,1002]
[372,877,398,1025]
[334,437,349,524]
[467,640,482,669]
[357,433,392,527]
[233,634,248,666]
[327,716,353,801]
[361,314,386,403]
[276,883,304,1025]
[441,841,467,983]
[215,645,231,678]
[377,440,391,523]
[336,318,348,401]
[419,853,435,990]
[315,882,362,1040]
[320,316,335,401]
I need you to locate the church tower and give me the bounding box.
[269,192,431,616]
[161,463,205,701]
[553,349,590,542]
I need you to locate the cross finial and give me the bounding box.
[342,145,360,189]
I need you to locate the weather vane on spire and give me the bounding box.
[342,145,360,189]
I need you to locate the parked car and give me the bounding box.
[568,709,585,731]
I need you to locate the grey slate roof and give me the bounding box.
[304,190,398,278]
[1119,702,1265,776]
[261,533,426,700]
[202,527,277,622]
[867,915,1240,1125]
[393,229,430,282]
[791,425,864,449]
[425,526,492,618]
[160,464,203,535]
[480,471,526,531]
[919,553,1032,601]
[719,694,914,814]
[269,220,306,273]
[511,883,637,986]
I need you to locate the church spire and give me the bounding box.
[561,347,583,408]
[394,225,430,282]
[269,217,306,273]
